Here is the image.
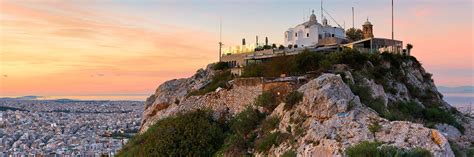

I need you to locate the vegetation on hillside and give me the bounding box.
[255,91,278,112]
[188,70,233,96]
[117,110,225,156]
[284,91,304,110]
[121,92,292,156]
[346,141,432,157]
[213,62,230,71]
[241,48,463,132]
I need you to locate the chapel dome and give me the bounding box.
[310,10,317,22]
[364,19,372,26]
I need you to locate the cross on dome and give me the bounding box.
[310,9,317,22]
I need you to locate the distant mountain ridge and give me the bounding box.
[0,95,43,100]
[438,86,474,93]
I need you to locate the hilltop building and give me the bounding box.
[221,9,407,76]
[284,10,345,48]
[344,19,404,55]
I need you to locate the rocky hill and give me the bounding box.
[121,50,473,157]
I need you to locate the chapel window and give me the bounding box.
[307,33,309,37]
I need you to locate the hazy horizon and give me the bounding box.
[1,86,473,105]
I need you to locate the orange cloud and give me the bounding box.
[0,1,219,96]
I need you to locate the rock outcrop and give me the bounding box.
[269,74,454,157]
[140,65,215,132]
[139,60,471,156]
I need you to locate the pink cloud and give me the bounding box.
[0,1,219,96]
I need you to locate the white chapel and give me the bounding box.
[284,10,345,48]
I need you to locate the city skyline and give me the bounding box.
[1,0,473,96]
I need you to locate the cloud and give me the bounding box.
[0,1,219,95]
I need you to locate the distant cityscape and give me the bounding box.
[0,99,143,156]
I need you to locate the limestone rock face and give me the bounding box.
[139,67,263,133]
[269,74,454,157]
[296,74,356,120]
[361,78,388,105]
[140,65,215,132]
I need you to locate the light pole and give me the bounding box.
[392,0,395,53]
[219,18,223,62]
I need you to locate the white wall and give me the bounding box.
[284,22,345,48]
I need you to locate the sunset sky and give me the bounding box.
[0,0,473,97]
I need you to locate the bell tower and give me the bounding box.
[362,18,374,39]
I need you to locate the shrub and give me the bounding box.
[215,107,264,156]
[279,45,285,50]
[230,106,264,136]
[467,148,474,157]
[346,141,382,157]
[213,62,229,70]
[241,63,265,77]
[346,141,433,157]
[255,91,278,112]
[423,106,464,133]
[255,132,288,153]
[188,70,233,96]
[384,101,424,121]
[261,116,280,133]
[291,50,323,73]
[282,150,297,157]
[367,98,386,116]
[403,148,432,157]
[383,101,464,133]
[118,110,225,156]
[284,91,304,110]
[263,45,272,49]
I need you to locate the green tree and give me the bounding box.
[368,118,382,141]
[279,45,285,50]
[346,28,364,41]
[406,43,413,54]
[407,44,413,51]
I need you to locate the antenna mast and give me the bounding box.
[392,0,394,41]
[352,7,355,29]
[219,17,223,62]
[321,0,323,20]
[391,0,395,53]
